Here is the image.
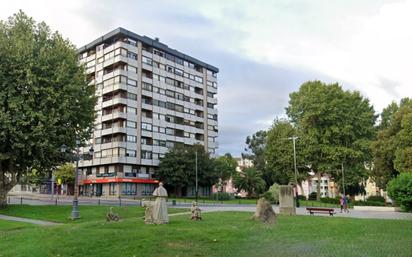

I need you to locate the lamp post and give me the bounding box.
[195,149,198,203]
[61,138,94,220]
[288,136,300,208]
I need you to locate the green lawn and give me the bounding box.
[0,205,186,223]
[1,206,411,257]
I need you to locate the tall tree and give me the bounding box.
[215,153,237,192]
[265,119,308,186]
[371,98,412,188]
[156,145,219,196]
[286,81,376,199]
[243,130,270,187]
[232,167,266,198]
[0,11,96,207]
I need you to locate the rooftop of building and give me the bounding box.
[77,27,219,73]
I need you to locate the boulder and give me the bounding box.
[252,197,276,224]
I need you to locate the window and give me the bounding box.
[126,149,136,157]
[207,92,214,98]
[174,68,184,77]
[127,135,137,142]
[207,103,214,109]
[127,65,138,74]
[127,107,137,114]
[166,141,174,149]
[127,121,137,128]
[127,78,137,87]
[141,150,152,159]
[128,92,137,100]
[127,51,137,60]
[142,56,153,65]
[141,123,152,131]
[142,82,152,91]
[195,76,203,83]
[109,183,116,195]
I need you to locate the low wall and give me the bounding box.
[353,206,398,212]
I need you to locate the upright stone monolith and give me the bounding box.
[279,185,296,215]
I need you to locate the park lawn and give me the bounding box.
[168,197,258,205]
[0,205,187,223]
[0,208,412,257]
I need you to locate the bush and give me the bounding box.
[308,192,317,201]
[210,192,233,201]
[353,201,386,206]
[297,195,306,200]
[387,173,412,212]
[320,197,340,205]
[367,195,385,203]
[260,191,275,203]
[267,183,280,203]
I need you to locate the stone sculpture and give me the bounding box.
[252,197,276,224]
[190,201,202,221]
[106,207,120,222]
[151,182,169,224]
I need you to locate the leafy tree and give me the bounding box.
[387,172,412,212]
[155,145,219,196]
[371,98,412,188]
[215,153,238,192]
[54,163,75,184]
[0,11,96,207]
[286,81,376,200]
[265,119,309,187]
[233,167,266,198]
[243,130,270,187]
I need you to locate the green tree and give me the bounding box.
[286,81,376,200]
[243,130,271,187]
[371,98,412,188]
[387,172,412,212]
[233,167,266,198]
[54,163,75,184]
[265,119,309,186]
[0,11,96,207]
[215,153,238,192]
[155,145,219,196]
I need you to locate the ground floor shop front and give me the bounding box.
[80,178,158,197]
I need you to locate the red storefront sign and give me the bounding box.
[82,178,159,184]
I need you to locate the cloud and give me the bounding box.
[1,0,410,156]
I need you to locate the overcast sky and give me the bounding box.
[2,0,411,156]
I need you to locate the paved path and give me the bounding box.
[0,214,60,226]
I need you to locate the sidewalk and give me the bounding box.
[0,214,60,226]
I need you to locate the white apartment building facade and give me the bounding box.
[77,28,218,197]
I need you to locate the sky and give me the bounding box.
[1,0,411,156]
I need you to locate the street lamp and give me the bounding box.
[195,149,198,203]
[288,136,300,208]
[61,138,94,220]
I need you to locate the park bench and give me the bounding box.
[306,207,335,216]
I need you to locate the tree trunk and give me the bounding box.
[0,184,12,208]
[316,172,321,201]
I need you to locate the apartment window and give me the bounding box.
[142,56,153,65]
[127,92,137,100]
[207,92,214,98]
[114,48,128,57]
[127,65,138,74]
[127,51,138,60]
[127,135,137,142]
[207,103,214,109]
[127,78,137,87]
[141,150,152,159]
[109,183,116,195]
[194,76,203,83]
[127,107,137,114]
[126,149,136,157]
[95,137,102,144]
[141,123,152,131]
[127,121,137,128]
[142,82,153,91]
[174,68,184,77]
[166,128,174,135]
[166,141,174,149]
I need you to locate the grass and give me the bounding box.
[1,205,412,257]
[0,205,187,223]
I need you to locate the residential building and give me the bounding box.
[213,157,252,197]
[298,174,339,198]
[77,28,219,197]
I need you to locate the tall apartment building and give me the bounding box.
[77,28,218,197]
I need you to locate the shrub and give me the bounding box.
[353,201,386,207]
[260,191,275,203]
[308,192,317,201]
[210,192,233,201]
[320,197,340,205]
[267,183,280,203]
[387,173,412,212]
[297,195,306,200]
[367,195,385,203]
